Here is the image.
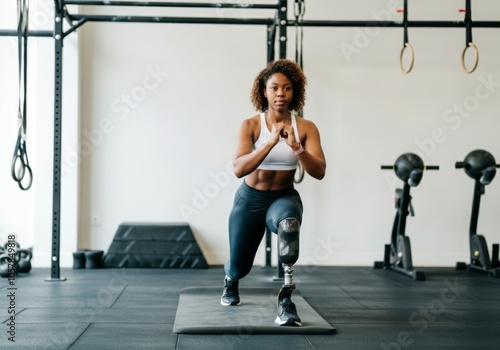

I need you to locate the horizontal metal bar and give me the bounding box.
[293,20,402,28]
[0,29,54,37]
[407,20,500,28]
[63,1,278,9]
[473,21,500,28]
[290,20,500,28]
[65,16,500,28]
[0,20,497,41]
[69,14,274,25]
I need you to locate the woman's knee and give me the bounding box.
[225,261,252,280]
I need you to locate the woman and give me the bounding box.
[221,59,326,326]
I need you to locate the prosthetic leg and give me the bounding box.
[275,217,302,326]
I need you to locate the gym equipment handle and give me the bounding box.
[455,161,470,169]
[380,165,440,170]
[455,162,500,169]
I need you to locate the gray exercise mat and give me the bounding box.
[173,287,336,334]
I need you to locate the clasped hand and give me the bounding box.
[269,122,299,150]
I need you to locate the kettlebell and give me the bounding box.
[0,254,11,278]
[0,253,19,278]
[3,241,20,251]
[18,248,32,273]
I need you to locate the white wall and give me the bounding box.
[2,0,500,268]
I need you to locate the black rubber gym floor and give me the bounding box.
[1,265,499,349]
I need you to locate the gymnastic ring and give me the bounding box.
[294,161,304,184]
[461,42,479,74]
[399,42,414,74]
[17,164,33,190]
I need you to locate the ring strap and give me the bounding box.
[399,0,414,74]
[461,0,478,74]
[12,0,33,190]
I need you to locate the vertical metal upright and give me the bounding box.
[45,0,66,282]
[266,23,276,64]
[264,22,276,268]
[278,0,287,58]
[270,0,288,280]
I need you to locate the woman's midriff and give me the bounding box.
[245,169,296,191]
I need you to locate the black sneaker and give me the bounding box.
[275,298,302,326]
[221,276,240,306]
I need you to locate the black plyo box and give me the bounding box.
[102,223,209,268]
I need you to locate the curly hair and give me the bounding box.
[250,59,307,113]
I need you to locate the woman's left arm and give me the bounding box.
[298,120,326,180]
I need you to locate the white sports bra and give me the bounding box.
[254,113,301,171]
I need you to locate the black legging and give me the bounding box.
[224,180,303,280]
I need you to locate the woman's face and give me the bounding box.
[264,73,293,112]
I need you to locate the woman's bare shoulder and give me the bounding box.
[240,114,261,129]
[296,115,319,131]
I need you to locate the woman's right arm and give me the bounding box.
[232,118,277,178]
